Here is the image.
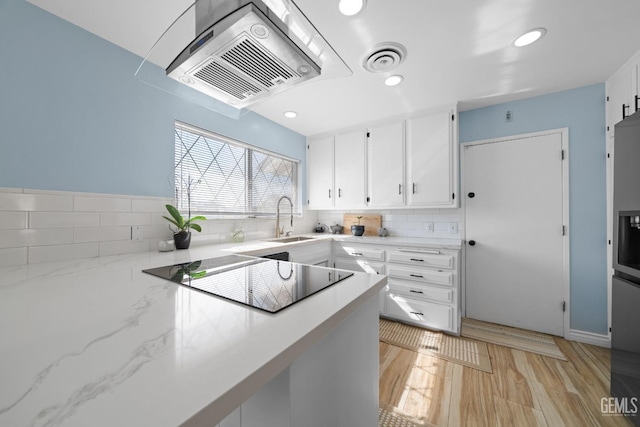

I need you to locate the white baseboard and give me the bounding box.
[567,329,611,348]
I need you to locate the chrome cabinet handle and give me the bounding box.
[398,184,402,195]
[338,188,342,198]
[410,274,424,278]
[412,183,416,194]
[352,252,363,256]
[328,189,331,198]
[410,311,424,316]
[410,258,424,262]
[409,289,423,294]
[398,248,441,255]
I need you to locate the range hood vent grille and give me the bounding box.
[194,59,262,100]
[221,37,298,89]
[166,1,321,108]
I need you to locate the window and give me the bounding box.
[174,122,300,215]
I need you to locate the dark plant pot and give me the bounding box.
[174,230,191,250]
[351,225,365,236]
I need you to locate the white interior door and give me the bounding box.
[463,131,567,336]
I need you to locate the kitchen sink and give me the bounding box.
[265,236,316,243]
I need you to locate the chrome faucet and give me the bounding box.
[276,195,293,238]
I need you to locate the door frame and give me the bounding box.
[460,128,571,338]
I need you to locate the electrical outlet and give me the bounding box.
[448,223,458,234]
[131,226,143,241]
[505,110,513,122]
[425,222,434,232]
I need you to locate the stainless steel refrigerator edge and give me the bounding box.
[612,109,640,424]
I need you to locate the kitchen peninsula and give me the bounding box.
[0,240,386,427]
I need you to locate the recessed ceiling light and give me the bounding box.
[513,28,546,47]
[384,75,404,87]
[338,0,366,16]
[284,111,298,118]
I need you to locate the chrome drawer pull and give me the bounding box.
[410,311,424,316]
[409,274,424,278]
[352,252,363,256]
[409,289,423,294]
[410,258,424,262]
[398,248,441,255]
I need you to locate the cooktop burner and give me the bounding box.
[143,255,354,313]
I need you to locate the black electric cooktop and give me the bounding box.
[142,255,354,313]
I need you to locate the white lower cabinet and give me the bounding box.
[288,241,332,266]
[386,294,453,331]
[333,243,386,314]
[333,242,461,334]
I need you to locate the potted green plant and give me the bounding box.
[351,215,365,236]
[163,204,206,249]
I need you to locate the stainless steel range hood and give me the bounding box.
[166,0,321,109]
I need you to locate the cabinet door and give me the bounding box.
[307,136,334,209]
[607,65,634,138]
[335,130,367,208]
[406,110,454,207]
[334,257,384,275]
[368,121,404,207]
[386,294,453,332]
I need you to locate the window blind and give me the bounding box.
[174,122,299,215]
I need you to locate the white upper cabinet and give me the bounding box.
[306,104,458,210]
[606,51,640,139]
[406,110,456,207]
[606,64,633,139]
[335,130,367,208]
[368,121,405,207]
[307,136,334,209]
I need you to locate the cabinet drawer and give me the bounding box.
[388,280,453,303]
[385,294,453,331]
[334,244,386,261]
[388,250,454,270]
[334,257,385,275]
[387,266,453,287]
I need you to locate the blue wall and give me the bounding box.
[0,0,306,198]
[459,84,608,335]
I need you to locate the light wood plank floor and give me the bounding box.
[380,334,634,426]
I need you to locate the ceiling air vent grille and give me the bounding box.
[220,37,298,88]
[194,60,263,100]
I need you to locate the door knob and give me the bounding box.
[468,192,475,198]
[468,240,476,246]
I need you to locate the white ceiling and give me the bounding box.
[26,0,640,136]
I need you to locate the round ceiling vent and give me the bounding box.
[362,42,407,73]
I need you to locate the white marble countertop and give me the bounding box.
[233,234,463,255]
[0,240,386,427]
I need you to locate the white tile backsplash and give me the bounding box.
[132,198,169,213]
[317,208,462,239]
[0,188,320,266]
[99,240,149,257]
[0,248,28,268]
[0,193,73,212]
[0,229,74,249]
[29,212,100,229]
[28,243,100,264]
[73,226,132,243]
[99,212,151,227]
[0,212,28,229]
[74,196,132,212]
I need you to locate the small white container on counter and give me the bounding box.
[158,240,175,252]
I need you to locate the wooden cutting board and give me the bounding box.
[342,214,382,236]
